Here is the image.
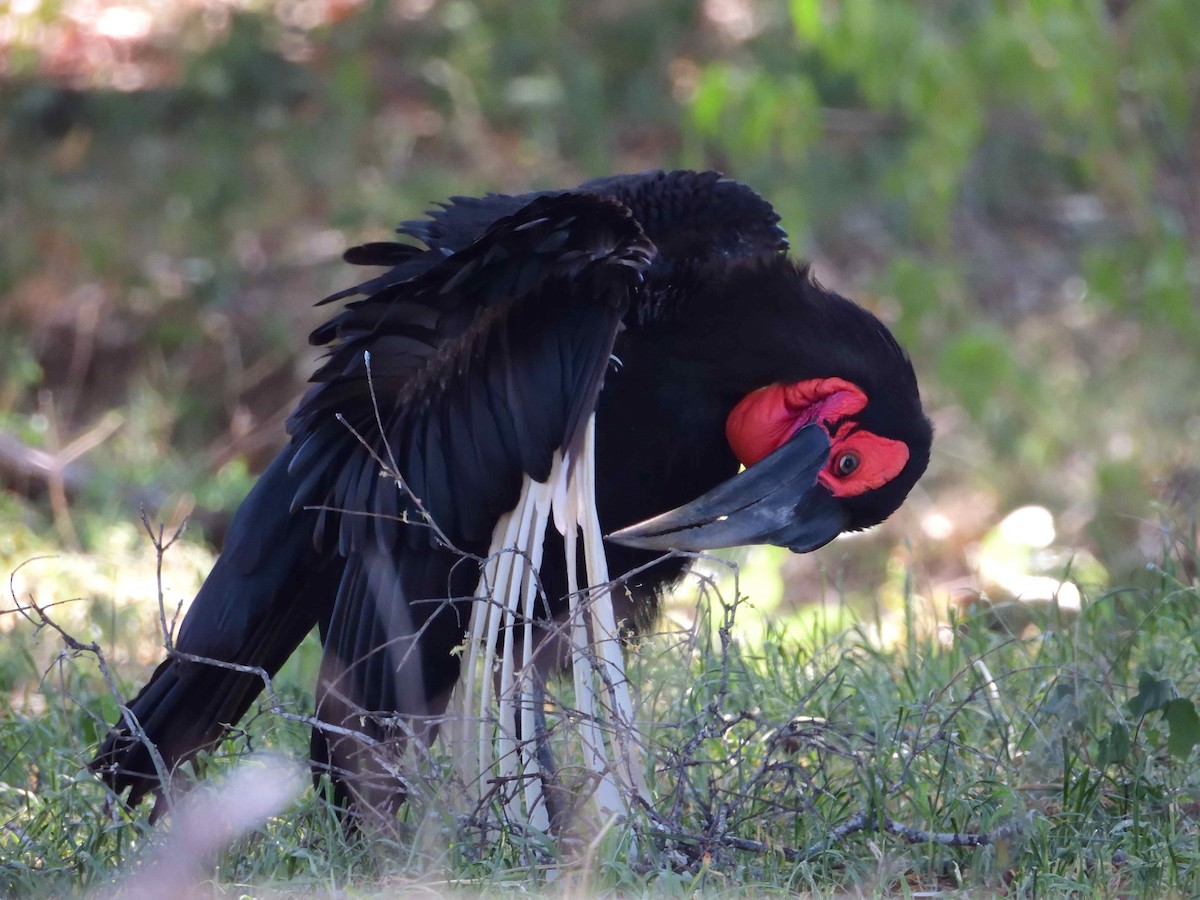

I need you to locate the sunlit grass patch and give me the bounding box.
[3,519,1200,895]
[2,519,214,681]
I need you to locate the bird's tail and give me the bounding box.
[90,452,342,815]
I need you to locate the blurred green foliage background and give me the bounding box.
[1,0,1198,659]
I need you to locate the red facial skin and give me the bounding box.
[725,378,910,498]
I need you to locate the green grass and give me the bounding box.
[3,524,1200,897]
[1,3,1197,894]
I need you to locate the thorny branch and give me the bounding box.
[13,505,1027,872]
[10,356,1024,870]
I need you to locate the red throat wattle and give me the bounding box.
[725,378,910,498]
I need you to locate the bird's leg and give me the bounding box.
[529,665,572,837]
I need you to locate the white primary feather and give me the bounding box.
[452,414,645,830]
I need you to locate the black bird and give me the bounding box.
[91,170,932,825]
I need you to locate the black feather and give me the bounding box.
[343,242,423,267]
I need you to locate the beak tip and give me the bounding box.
[605,424,840,554]
[605,526,669,551]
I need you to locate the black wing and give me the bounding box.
[93,191,654,813]
[289,191,655,554]
[291,192,657,807]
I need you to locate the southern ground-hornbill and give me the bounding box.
[91,170,932,829]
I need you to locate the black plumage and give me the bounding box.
[91,170,932,821]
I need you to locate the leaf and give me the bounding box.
[1098,720,1131,766]
[690,65,732,137]
[790,0,822,42]
[934,329,1016,421]
[1164,699,1200,760]
[1127,671,1178,720]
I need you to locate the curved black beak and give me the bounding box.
[607,424,850,553]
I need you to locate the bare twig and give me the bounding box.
[139,510,190,651]
[8,556,174,804]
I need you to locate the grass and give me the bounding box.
[2,520,1199,897]
[1,4,1196,895]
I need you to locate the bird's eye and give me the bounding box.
[835,452,860,477]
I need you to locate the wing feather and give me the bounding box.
[292,195,654,804]
[288,192,653,562]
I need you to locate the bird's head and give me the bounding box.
[609,264,932,554]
